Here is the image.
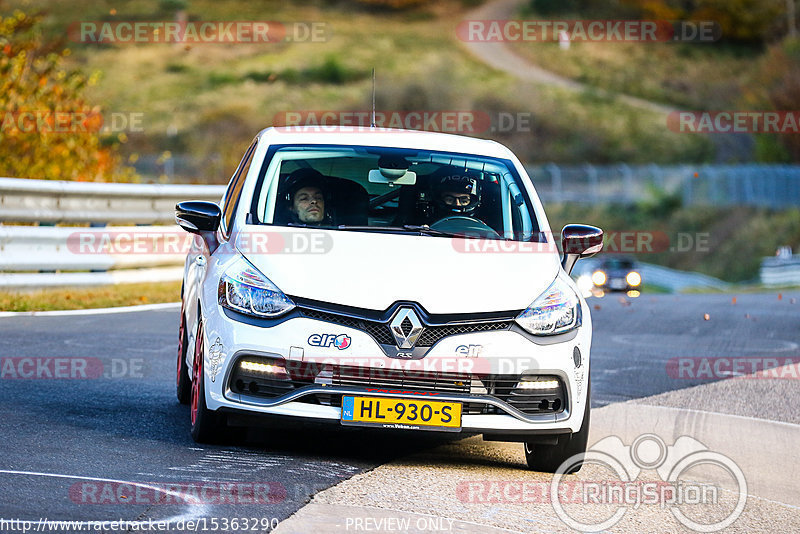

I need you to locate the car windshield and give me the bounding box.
[603,259,635,270]
[252,145,541,241]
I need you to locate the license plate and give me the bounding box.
[610,279,625,289]
[341,396,462,431]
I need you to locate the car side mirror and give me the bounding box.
[176,201,221,234]
[561,224,603,275]
[176,201,222,254]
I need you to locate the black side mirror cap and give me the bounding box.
[175,201,222,234]
[561,224,603,274]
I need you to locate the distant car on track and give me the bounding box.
[175,126,603,472]
[591,256,642,292]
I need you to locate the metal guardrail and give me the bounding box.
[0,177,225,224]
[760,255,800,287]
[0,226,187,271]
[0,177,226,289]
[528,164,800,209]
[0,267,185,291]
[0,176,783,291]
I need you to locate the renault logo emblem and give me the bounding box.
[389,308,424,349]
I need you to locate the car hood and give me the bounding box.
[235,226,561,314]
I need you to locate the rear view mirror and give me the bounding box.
[368,169,417,185]
[561,224,603,275]
[175,201,222,234]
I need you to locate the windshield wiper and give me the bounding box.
[291,223,505,240]
[401,225,490,239]
[335,225,417,234]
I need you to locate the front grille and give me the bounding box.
[330,367,565,415]
[229,355,565,416]
[298,307,512,347]
[416,322,512,346]
[300,309,394,344]
[333,366,471,394]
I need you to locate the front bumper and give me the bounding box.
[197,293,592,436]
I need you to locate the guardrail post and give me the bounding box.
[618,163,633,203]
[648,164,664,191]
[544,164,562,203]
[683,169,693,206]
[583,164,598,201]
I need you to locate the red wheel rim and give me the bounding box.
[176,300,185,388]
[190,319,203,426]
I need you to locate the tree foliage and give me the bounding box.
[531,0,794,43]
[744,37,800,162]
[0,9,134,181]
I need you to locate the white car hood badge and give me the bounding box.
[389,308,424,349]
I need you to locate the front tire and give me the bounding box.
[176,297,191,405]
[524,381,591,473]
[189,317,225,443]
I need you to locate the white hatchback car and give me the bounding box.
[175,126,603,472]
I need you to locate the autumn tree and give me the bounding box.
[0,9,135,181]
[744,37,800,161]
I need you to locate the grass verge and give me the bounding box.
[0,281,181,312]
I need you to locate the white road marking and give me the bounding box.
[633,403,800,429]
[610,334,799,352]
[0,469,208,525]
[0,302,180,318]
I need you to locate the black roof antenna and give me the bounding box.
[371,68,376,128]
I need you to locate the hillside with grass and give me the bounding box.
[513,0,800,163]
[7,0,799,283]
[15,0,719,183]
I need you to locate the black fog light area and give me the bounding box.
[230,356,296,398]
[495,375,566,415]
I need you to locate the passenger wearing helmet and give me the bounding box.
[431,167,482,220]
[283,168,333,226]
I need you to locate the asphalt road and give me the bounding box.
[0,291,797,531]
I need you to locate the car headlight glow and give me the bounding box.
[218,256,295,318]
[626,271,642,287]
[591,270,607,286]
[515,274,582,336]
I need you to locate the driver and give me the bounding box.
[283,168,333,226]
[431,166,482,221]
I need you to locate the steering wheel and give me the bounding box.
[430,216,501,238]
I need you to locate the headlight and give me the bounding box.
[591,270,607,286]
[515,274,581,336]
[626,271,641,287]
[218,256,295,318]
